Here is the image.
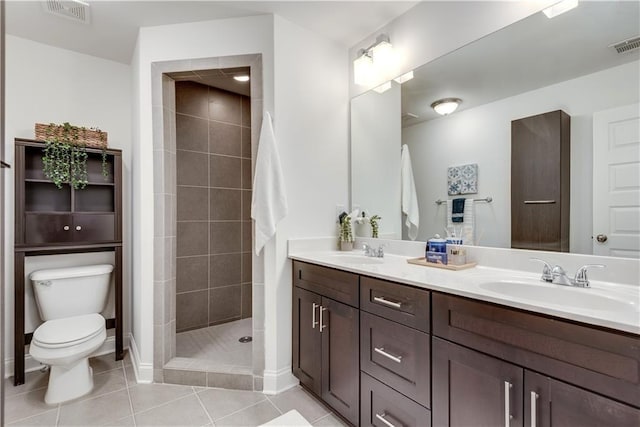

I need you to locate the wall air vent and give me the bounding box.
[611,36,640,54]
[42,0,91,24]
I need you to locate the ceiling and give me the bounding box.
[401,1,640,126]
[167,67,251,96]
[5,0,418,64]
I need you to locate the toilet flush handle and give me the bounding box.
[38,280,52,287]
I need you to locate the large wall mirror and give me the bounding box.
[351,1,640,257]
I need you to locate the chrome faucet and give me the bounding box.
[531,258,605,288]
[363,243,386,258]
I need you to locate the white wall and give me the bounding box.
[3,35,132,376]
[404,61,640,252]
[351,82,401,238]
[348,0,556,97]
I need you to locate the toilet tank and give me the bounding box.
[30,264,114,321]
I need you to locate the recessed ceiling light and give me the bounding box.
[543,0,579,19]
[234,75,250,82]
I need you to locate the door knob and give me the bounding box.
[596,234,608,243]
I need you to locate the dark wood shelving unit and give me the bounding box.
[13,138,124,386]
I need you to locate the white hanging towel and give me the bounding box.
[251,112,288,255]
[446,199,475,244]
[401,144,420,240]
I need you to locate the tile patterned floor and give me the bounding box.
[175,318,252,372]
[5,354,349,427]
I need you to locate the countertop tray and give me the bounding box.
[407,257,477,271]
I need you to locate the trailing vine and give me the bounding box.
[369,215,381,238]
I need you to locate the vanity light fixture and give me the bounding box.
[354,34,394,85]
[394,71,414,84]
[431,98,462,116]
[373,81,392,94]
[233,75,250,82]
[543,0,579,18]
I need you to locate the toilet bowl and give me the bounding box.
[30,313,107,404]
[28,264,113,404]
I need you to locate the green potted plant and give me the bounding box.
[38,122,109,190]
[369,215,381,238]
[338,215,354,251]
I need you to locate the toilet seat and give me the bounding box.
[32,313,105,349]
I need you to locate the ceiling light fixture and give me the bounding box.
[543,0,579,18]
[353,34,394,86]
[431,98,462,116]
[233,75,250,82]
[394,71,414,84]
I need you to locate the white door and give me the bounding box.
[593,103,640,257]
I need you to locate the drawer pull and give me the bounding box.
[504,381,513,426]
[373,296,402,309]
[75,225,82,231]
[375,412,398,427]
[312,303,319,329]
[63,225,70,231]
[524,200,555,204]
[530,391,538,427]
[374,347,403,364]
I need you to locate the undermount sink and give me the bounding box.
[327,253,385,265]
[479,280,638,313]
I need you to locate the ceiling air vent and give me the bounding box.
[42,0,91,24]
[611,36,640,54]
[402,112,419,120]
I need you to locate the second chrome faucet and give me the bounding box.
[363,243,386,258]
[531,258,605,288]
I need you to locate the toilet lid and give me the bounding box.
[33,313,105,348]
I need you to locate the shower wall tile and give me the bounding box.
[241,190,251,221]
[242,221,252,253]
[176,114,209,152]
[241,97,251,128]
[177,150,208,186]
[241,158,252,190]
[176,222,208,257]
[209,88,242,124]
[176,256,208,293]
[241,253,252,283]
[210,222,241,254]
[209,286,241,323]
[241,283,252,319]
[210,189,241,220]
[177,186,209,221]
[210,254,241,287]
[209,121,241,157]
[175,81,209,118]
[210,155,241,188]
[241,127,251,159]
[176,290,208,332]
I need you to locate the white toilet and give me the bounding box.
[29,264,113,404]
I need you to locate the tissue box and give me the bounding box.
[426,251,447,265]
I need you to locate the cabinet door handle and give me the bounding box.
[523,200,555,204]
[374,347,403,364]
[530,391,538,427]
[312,303,319,329]
[373,296,402,309]
[375,413,397,427]
[75,225,82,231]
[63,225,70,231]
[504,381,513,426]
[319,306,328,332]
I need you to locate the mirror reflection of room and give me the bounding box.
[350,1,640,258]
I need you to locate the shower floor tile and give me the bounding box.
[176,317,253,371]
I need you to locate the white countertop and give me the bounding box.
[289,250,640,335]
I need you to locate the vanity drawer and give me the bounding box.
[293,261,359,307]
[361,311,430,407]
[360,276,430,332]
[432,292,640,407]
[361,372,431,427]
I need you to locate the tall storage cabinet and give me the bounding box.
[13,138,124,385]
[511,110,570,252]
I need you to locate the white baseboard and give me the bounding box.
[128,334,153,384]
[4,334,128,379]
[262,366,299,395]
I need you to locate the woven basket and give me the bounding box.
[35,123,108,149]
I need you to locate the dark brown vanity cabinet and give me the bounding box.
[432,292,640,426]
[13,138,124,386]
[293,262,360,425]
[511,110,570,252]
